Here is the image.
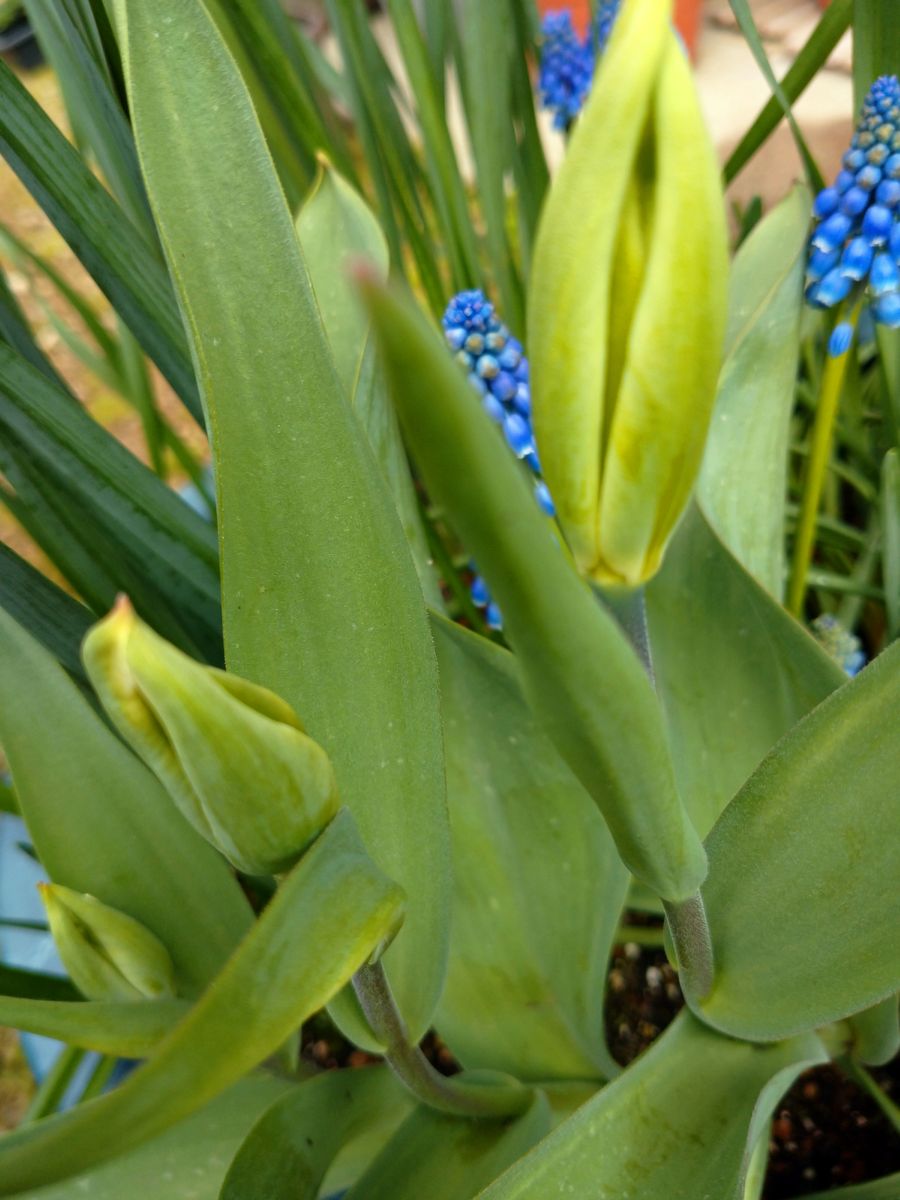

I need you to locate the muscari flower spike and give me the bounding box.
[807,75,900,346]
[442,289,555,629]
[538,3,621,132]
[811,613,867,677]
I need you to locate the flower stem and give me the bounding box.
[352,961,532,1119]
[841,1056,900,1135]
[788,309,858,616]
[663,892,715,1002]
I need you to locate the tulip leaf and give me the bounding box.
[220,1067,409,1200]
[847,996,900,1067]
[7,1075,292,1200]
[116,0,449,1045]
[699,185,810,599]
[295,161,389,397]
[0,809,406,1194]
[882,449,900,639]
[0,995,188,1057]
[0,607,251,996]
[477,1011,826,1200]
[362,274,705,904]
[431,615,627,1081]
[694,640,900,1039]
[798,1175,900,1200]
[295,163,440,607]
[343,1093,552,1200]
[646,504,844,838]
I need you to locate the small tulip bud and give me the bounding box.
[38,884,176,1001]
[82,598,340,876]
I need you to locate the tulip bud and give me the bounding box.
[38,883,176,1002]
[529,0,729,586]
[82,597,339,876]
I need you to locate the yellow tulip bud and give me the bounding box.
[530,1,728,586]
[82,598,339,876]
[39,884,176,1002]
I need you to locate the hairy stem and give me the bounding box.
[663,892,715,1002]
[352,961,532,1119]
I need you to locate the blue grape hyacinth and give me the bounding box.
[811,614,866,677]
[538,4,621,131]
[807,75,900,340]
[443,290,555,628]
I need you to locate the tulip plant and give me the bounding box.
[0,0,897,1197]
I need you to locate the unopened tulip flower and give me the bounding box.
[82,598,339,876]
[39,884,176,1002]
[530,0,728,586]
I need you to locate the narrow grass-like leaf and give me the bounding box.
[699,185,810,598]
[853,0,900,111]
[344,1093,551,1200]
[432,615,627,1082]
[478,1011,826,1200]
[0,62,201,421]
[0,608,251,997]
[728,0,824,192]
[117,0,449,1045]
[0,810,404,1195]
[0,264,68,388]
[362,274,706,903]
[220,1068,408,1200]
[647,506,845,839]
[724,0,852,184]
[0,964,78,1003]
[0,540,92,681]
[695,640,900,1038]
[0,995,188,1057]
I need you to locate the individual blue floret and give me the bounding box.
[806,76,900,330]
[443,289,558,631]
[827,321,854,358]
[537,3,621,131]
[812,614,867,677]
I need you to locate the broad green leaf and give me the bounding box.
[0,809,405,1194]
[0,541,92,683]
[344,1093,551,1200]
[848,995,900,1067]
[8,1075,292,1200]
[296,159,440,607]
[296,161,389,396]
[646,505,844,839]
[220,1067,408,1200]
[724,0,852,184]
[883,450,900,639]
[853,0,900,111]
[799,1176,900,1200]
[362,274,706,904]
[432,615,627,1082]
[0,995,187,1057]
[699,185,810,598]
[0,62,201,422]
[694,640,900,1039]
[477,1011,826,1200]
[114,0,450,1046]
[0,608,251,996]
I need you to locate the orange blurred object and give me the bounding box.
[536,0,702,59]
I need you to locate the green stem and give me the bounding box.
[841,1056,900,1134]
[788,308,858,616]
[663,893,715,1002]
[79,1054,117,1103]
[24,1045,85,1122]
[352,961,532,1119]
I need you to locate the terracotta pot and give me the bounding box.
[536,0,702,59]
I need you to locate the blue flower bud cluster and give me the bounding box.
[812,614,866,677]
[538,4,621,132]
[807,76,900,341]
[443,290,555,630]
